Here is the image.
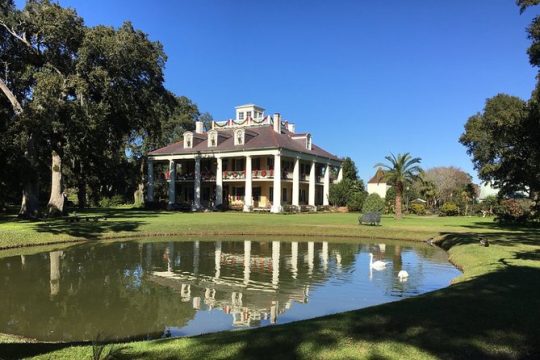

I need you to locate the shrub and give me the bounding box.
[347,192,366,212]
[362,193,385,214]
[410,203,426,215]
[440,202,459,216]
[495,199,532,223]
[328,180,351,207]
[98,195,125,208]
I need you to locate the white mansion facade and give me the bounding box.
[147,104,343,213]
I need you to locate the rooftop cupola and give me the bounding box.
[235,104,265,121]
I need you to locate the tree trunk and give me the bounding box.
[47,150,64,216]
[75,160,86,209]
[134,183,144,207]
[395,183,403,220]
[77,179,86,209]
[393,245,402,271]
[134,156,145,207]
[19,182,39,218]
[18,133,40,219]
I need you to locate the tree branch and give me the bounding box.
[0,20,37,54]
[0,77,23,116]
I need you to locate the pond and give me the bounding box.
[0,238,460,342]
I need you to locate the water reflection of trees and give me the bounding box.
[0,244,196,342]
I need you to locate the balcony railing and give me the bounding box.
[223,169,275,180]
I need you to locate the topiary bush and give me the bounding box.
[362,193,385,214]
[410,203,426,215]
[440,202,459,216]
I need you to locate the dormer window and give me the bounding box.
[184,132,193,149]
[306,134,312,150]
[234,129,245,146]
[208,130,218,148]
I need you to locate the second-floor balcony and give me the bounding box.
[223,169,275,180]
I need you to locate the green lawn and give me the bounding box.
[0,208,505,249]
[0,210,539,359]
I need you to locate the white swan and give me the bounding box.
[369,253,387,270]
[397,270,409,281]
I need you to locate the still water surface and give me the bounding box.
[0,239,460,341]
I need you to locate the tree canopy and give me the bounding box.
[0,0,203,215]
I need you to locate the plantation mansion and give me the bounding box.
[147,104,343,213]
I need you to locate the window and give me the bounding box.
[246,111,252,118]
[267,157,274,170]
[233,186,245,201]
[208,130,218,148]
[183,132,193,149]
[234,129,245,146]
[253,158,261,170]
[269,187,273,201]
[282,188,287,202]
[253,187,261,201]
[233,158,244,171]
[239,112,244,120]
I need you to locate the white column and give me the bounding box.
[271,154,282,213]
[323,163,330,206]
[168,160,176,208]
[147,159,154,203]
[307,241,314,275]
[194,157,201,209]
[272,241,280,287]
[336,166,343,183]
[336,251,342,272]
[244,240,251,285]
[308,161,316,206]
[193,241,200,275]
[291,242,298,279]
[244,156,252,212]
[292,158,300,207]
[270,301,278,324]
[167,242,174,273]
[214,241,222,279]
[216,157,223,207]
[321,241,328,272]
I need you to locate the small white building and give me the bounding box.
[146,104,343,212]
[478,182,499,201]
[367,168,390,198]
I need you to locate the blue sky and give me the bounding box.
[15,0,538,183]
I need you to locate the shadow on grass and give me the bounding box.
[2,265,539,360]
[29,208,173,240]
[438,230,540,251]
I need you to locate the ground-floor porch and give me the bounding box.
[146,150,342,213]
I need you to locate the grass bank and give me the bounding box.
[0,211,539,359]
[0,208,504,249]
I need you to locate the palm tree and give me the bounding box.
[375,153,423,219]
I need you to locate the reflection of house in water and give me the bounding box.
[146,240,355,328]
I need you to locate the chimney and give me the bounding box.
[287,123,295,133]
[195,121,204,134]
[273,113,281,133]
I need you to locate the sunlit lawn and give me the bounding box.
[0,209,508,250]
